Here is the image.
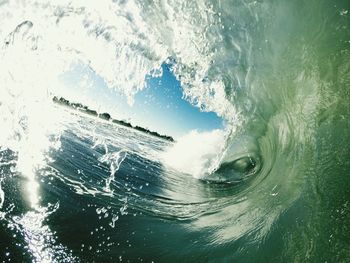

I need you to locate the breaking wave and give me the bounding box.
[0,0,349,262]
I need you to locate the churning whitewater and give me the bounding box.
[0,0,350,262]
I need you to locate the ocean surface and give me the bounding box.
[1,0,350,262]
[1,109,202,262]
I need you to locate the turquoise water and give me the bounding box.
[0,0,350,262]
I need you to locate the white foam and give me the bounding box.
[161,129,227,178]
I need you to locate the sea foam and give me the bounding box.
[161,129,227,178]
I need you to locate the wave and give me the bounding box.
[0,0,349,261]
[162,129,227,178]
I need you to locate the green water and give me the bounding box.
[0,0,349,262]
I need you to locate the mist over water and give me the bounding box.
[0,0,350,262]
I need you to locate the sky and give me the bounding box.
[57,63,223,138]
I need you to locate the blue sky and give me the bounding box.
[57,63,223,138]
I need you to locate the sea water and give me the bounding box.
[0,0,350,262]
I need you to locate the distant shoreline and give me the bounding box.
[52,96,174,142]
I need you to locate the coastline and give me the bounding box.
[52,96,175,142]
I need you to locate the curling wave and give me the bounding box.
[0,0,349,262]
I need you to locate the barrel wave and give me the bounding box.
[0,0,349,262]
